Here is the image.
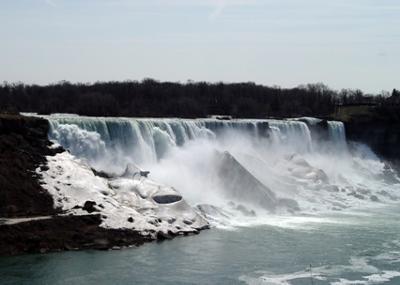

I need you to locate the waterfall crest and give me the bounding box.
[48,116,313,167]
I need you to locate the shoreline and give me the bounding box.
[0,113,207,256]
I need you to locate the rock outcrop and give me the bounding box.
[333,107,400,167]
[345,121,400,166]
[0,114,208,256]
[0,114,62,217]
[215,151,299,212]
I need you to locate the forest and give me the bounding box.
[0,79,398,119]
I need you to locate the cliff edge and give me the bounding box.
[334,105,400,166]
[0,114,62,217]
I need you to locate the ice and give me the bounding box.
[37,152,208,237]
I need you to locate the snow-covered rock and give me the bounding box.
[37,152,209,238]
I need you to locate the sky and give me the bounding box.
[0,0,399,93]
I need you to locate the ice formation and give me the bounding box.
[37,151,208,237]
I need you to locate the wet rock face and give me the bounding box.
[331,107,400,167]
[345,120,400,167]
[0,114,63,218]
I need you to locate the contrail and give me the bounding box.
[45,0,57,7]
[209,0,227,21]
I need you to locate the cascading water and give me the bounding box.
[43,114,400,226]
[328,121,348,150]
[48,116,310,166]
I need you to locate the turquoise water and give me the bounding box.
[1,205,400,285]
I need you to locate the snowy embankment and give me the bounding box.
[38,150,209,239]
[0,114,210,256]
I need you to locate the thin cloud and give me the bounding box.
[44,0,57,7]
[208,0,226,21]
[207,0,259,21]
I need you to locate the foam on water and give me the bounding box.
[240,255,400,285]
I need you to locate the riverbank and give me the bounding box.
[0,114,207,256]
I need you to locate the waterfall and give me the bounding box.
[47,116,314,169]
[327,121,348,150]
[269,120,313,152]
[40,114,398,218]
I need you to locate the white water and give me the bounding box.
[43,114,400,227]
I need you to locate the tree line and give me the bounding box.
[0,79,398,118]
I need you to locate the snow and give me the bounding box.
[0,216,52,225]
[37,152,209,238]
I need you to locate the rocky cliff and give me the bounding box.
[345,121,400,166]
[334,106,400,167]
[0,114,62,217]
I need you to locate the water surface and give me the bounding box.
[2,205,400,285]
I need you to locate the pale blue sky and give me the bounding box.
[0,0,399,93]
